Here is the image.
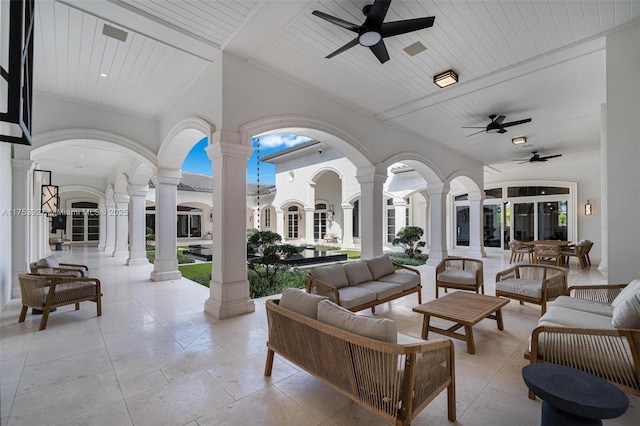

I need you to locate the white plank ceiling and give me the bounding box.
[31,0,640,172]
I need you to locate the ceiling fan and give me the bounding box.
[463,114,532,137]
[311,0,435,64]
[513,151,563,164]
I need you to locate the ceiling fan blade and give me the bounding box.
[498,128,507,133]
[517,160,530,164]
[501,118,532,128]
[540,154,562,160]
[325,37,359,58]
[380,17,435,38]
[461,126,486,129]
[364,0,391,29]
[466,129,487,137]
[494,115,506,124]
[370,40,390,63]
[312,10,361,32]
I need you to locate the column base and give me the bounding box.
[103,245,115,253]
[127,257,150,266]
[204,279,255,319]
[467,248,486,259]
[150,269,182,281]
[426,250,447,266]
[112,250,129,257]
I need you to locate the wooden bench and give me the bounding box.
[265,299,456,425]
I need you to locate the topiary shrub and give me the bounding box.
[388,252,428,266]
[392,226,426,258]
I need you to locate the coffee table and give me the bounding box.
[412,292,509,354]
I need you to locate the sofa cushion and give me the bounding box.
[550,296,613,317]
[611,280,640,308]
[279,288,327,319]
[317,300,397,343]
[539,305,614,329]
[612,287,640,329]
[366,255,396,280]
[437,270,476,285]
[36,255,60,268]
[336,286,377,310]
[495,278,543,299]
[357,281,403,301]
[344,261,374,286]
[309,264,349,289]
[378,271,421,291]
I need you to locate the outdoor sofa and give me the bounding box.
[265,288,455,425]
[305,254,421,313]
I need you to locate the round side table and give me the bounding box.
[522,363,629,426]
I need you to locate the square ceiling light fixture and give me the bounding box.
[433,70,458,88]
[512,136,527,145]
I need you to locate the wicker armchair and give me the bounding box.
[527,284,640,397]
[495,264,568,315]
[435,257,484,298]
[18,273,102,330]
[533,244,563,267]
[509,240,533,264]
[560,243,590,269]
[30,258,90,278]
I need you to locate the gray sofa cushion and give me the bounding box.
[36,255,60,268]
[357,281,403,300]
[611,280,640,307]
[317,300,397,343]
[309,263,349,288]
[437,270,476,285]
[336,286,377,309]
[495,278,543,299]
[612,287,640,328]
[279,288,327,319]
[366,255,396,280]
[344,260,374,286]
[539,306,614,329]
[550,296,613,317]
[377,271,420,291]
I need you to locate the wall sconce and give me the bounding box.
[34,169,59,215]
[327,204,335,221]
[585,200,592,215]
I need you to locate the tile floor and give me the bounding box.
[1,247,638,425]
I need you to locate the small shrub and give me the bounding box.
[147,252,155,263]
[191,274,211,287]
[177,253,195,264]
[314,245,341,251]
[247,267,306,298]
[389,252,428,266]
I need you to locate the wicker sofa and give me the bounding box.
[527,281,640,396]
[265,289,455,425]
[305,255,421,313]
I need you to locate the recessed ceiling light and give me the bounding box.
[512,136,527,145]
[404,41,427,57]
[433,70,458,88]
[100,73,107,78]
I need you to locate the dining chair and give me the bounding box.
[509,240,533,264]
[533,245,563,267]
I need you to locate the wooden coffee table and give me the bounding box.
[412,292,509,354]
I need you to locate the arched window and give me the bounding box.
[264,207,271,228]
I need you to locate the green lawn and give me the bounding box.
[178,262,212,278]
[332,250,361,259]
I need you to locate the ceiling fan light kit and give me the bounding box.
[434,70,458,88]
[512,136,527,145]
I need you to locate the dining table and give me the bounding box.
[519,240,571,266]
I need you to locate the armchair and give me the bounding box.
[495,264,568,315]
[30,255,90,277]
[435,257,484,298]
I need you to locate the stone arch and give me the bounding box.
[59,185,105,203]
[447,171,482,195]
[129,162,154,186]
[383,152,446,185]
[157,117,214,169]
[240,115,376,169]
[310,166,343,183]
[114,174,130,194]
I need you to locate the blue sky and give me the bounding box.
[181,134,311,185]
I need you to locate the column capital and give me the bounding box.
[304,206,315,213]
[356,165,387,185]
[206,140,253,161]
[128,184,149,197]
[114,193,130,204]
[12,159,34,171]
[154,168,182,186]
[393,199,408,207]
[341,202,353,210]
[105,200,116,207]
[467,192,484,202]
[426,182,450,195]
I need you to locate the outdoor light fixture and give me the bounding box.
[34,169,59,215]
[512,136,527,145]
[433,70,458,88]
[585,200,592,215]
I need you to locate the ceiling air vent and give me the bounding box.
[404,41,427,57]
[102,24,128,42]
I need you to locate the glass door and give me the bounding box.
[483,204,502,248]
[456,205,470,246]
[513,203,534,242]
[538,201,568,240]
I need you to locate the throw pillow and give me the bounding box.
[366,255,396,280]
[36,255,59,268]
[611,280,640,308]
[279,288,327,319]
[612,286,640,328]
[309,264,349,288]
[344,260,374,286]
[317,300,397,343]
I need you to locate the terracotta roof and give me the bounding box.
[260,140,321,162]
[149,172,274,195]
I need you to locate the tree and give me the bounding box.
[392,226,426,258]
[247,231,299,285]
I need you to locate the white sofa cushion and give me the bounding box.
[357,281,403,300]
[344,260,374,286]
[366,255,396,280]
[310,263,349,288]
[612,287,640,328]
[279,288,327,319]
[611,280,640,307]
[437,270,476,285]
[317,300,397,343]
[539,306,614,329]
[378,271,420,291]
[495,278,542,299]
[550,296,613,317]
[336,286,377,309]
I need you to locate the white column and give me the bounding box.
[204,137,255,319]
[97,202,107,250]
[467,192,486,258]
[426,182,449,266]
[598,103,608,273]
[275,208,285,238]
[112,193,130,257]
[394,199,407,234]
[356,166,386,259]
[150,169,182,281]
[252,207,259,230]
[606,24,640,283]
[341,202,355,248]
[127,185,149,266]
[104,200,116,253]
[11,159,34,298]
[304,207,315,244]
